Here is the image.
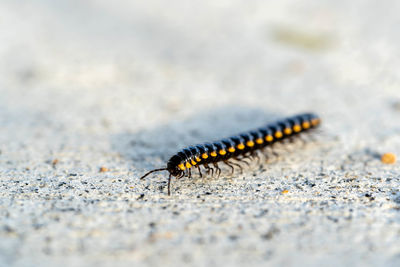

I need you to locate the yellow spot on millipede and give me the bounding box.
[228,147,235,153]
[191,159,197,165]
[210,151,217,157]
[284,128,292,135]
[178,163,185,170]
[275,131,283,138]
[185,162,192,168]
[237,143,245,150]
[202,153,208,159]
[302,121,310,129]
[266,135,273,142]
[256,138,263,144]
[311,118,320,126]
[293,125,301,132]
[281,190,289,194]
[246,140,255,147]
[195,156,201,162]
[219,150,226,155]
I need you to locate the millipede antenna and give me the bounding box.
[139,168,168,180]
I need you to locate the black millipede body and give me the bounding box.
[140,112,321,195]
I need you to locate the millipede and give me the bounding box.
[140,112,321,195]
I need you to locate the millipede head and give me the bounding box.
[167,155,185,177]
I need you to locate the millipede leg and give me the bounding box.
[197,166,203,178]
[250,151,261,165]
[168,174,172,196]
[243,158,252,166]
[204,164,213,177]
[223,160,235,175]
[239,156,252,166]
[213,162,221,178]
[233,157,249,167]
[263,147,278,161]
[270,148,280,159]
[228,160,243,174]
[264,153,270,163]
[188,168,192,178]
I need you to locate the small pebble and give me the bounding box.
[381,153,396,164]
[99,166,109,172]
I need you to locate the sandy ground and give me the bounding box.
[1,0,400,266]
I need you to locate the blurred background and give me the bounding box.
[1,0,400,266]
[2,0,400,162]
[2,0,399,130]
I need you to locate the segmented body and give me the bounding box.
[140,112,321,195]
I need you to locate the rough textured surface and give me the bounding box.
[1,1,400,266]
